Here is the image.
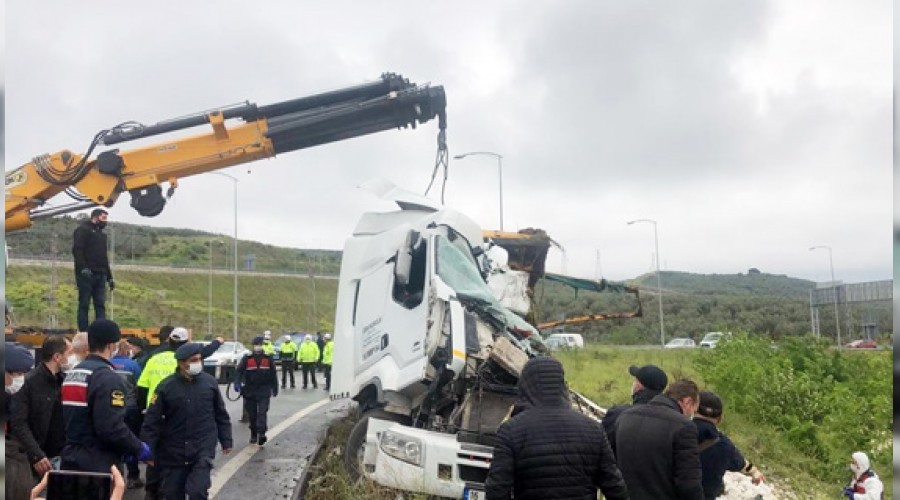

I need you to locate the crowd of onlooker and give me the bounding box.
[483,357,883,500]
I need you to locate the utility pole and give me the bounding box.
[308,255,317,329]
[48,234,59,328]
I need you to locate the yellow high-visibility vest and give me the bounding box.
[298,341,320,363]
[136,351,176,408]
[322,341,334,365]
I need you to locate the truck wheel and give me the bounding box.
[344,409,410,482]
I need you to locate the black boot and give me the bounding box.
[257,435,267,446]
[250,433,257,444]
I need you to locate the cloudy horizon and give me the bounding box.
[4,1,892,285]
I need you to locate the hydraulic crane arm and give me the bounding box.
[5,72,447,232]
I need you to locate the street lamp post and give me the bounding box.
[209,172,239,344]
[627,219,665,347]
[809,245,841,349]
[452,151,504,231]
[206,240,223,337]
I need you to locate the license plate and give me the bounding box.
[463,487,485,500]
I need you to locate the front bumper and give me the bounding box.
[364,418,493,498]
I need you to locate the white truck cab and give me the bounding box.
[329,183,548,497]
[330,182,606,498]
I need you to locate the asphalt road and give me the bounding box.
[123,373,340,500]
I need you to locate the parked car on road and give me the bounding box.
[664,338,696,349]
[700,332,731,348]
[543,332,584,351]
[845,339,878,349]
[201,340,251,367]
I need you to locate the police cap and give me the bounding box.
[6,344,35,373]
[175,342,203,361]
[88,319,122,345]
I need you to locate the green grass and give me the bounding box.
[6,265,337,343]
[555,344,892,499]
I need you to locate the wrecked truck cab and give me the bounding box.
[329,184,546,497]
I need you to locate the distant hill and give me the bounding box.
[7,215,342,275]
[631,270,815,298]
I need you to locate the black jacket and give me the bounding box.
[484,357,628,500]
[72,220,111,277]
[694,418,745,499]
[602,388,660,456]
[615,394,702,500]
[60,355,143,473]
[235,352,278,399]
[140,370,232,467]
[10,363,67,464]
[136,340,222,407]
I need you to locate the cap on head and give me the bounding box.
[175,342,203,361]
[88,319,122,346]
[698,391,723,418]
[324,333,331,340]
[628,364,668,392]
[252,336,264,346]
[169,327,190,342]
[6,344,35,373]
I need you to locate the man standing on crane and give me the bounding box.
[72,209,114,332]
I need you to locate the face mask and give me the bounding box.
[60,354,77,371]
[8,375,25,394]
[187,362,203,376]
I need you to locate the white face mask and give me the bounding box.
[8,375,25,394]
[59,354,75,372]
[187,362,203,376]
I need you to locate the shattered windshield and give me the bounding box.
[435,235,539,339]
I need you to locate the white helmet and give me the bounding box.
[324,333,332,340]
[305,334,313,341]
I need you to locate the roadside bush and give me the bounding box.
[695,334,891,485]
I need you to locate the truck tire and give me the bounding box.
[344,409,411,482]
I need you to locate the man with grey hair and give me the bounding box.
[71,331,89,364]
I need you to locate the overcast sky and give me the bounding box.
[4,1,892,284]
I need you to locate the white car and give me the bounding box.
[201,340,250,367]
[699,332,731,348]
[543,333,585,351]
[664,338,696,349]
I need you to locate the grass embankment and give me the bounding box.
[556,340,892,500]
[6,265,337,341]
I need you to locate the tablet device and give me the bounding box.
[46,469,112,500]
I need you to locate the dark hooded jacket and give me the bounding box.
[615,394,703,500]
[484,357,628,500]
[694,417,745,500]
[602,387,660,456]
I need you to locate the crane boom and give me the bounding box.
[5,72,447,232]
